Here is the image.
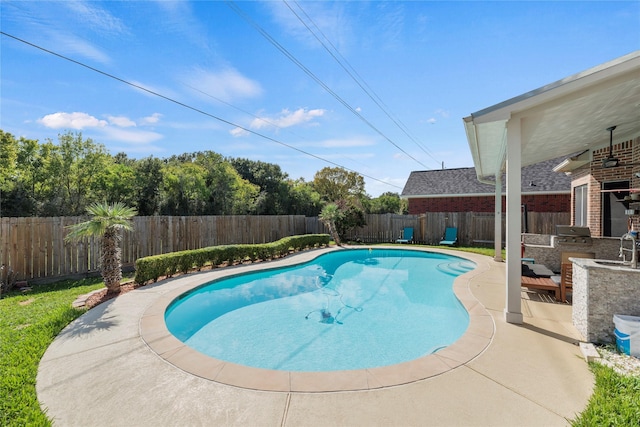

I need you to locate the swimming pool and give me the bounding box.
[165,248,475,372]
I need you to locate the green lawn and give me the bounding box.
[0,247,637,425]
[0,278,104,426]
[572,362,640,426]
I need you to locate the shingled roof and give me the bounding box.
[401,156,571,198]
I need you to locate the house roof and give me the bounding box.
[463,51,640,179]
[401,156,571,198]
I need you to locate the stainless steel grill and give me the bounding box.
[555,225,592,244]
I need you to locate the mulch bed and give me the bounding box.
[84,282,139,309]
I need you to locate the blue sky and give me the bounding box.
[1,1,638,196]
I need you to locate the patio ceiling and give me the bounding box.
[464,51,640,179]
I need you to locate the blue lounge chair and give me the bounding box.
[396,227,414,244]
[439,227,458,246]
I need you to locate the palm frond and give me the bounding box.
[65,202,137,241]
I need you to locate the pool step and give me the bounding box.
[437,260,476,276]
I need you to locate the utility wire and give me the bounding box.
[184,82,376,172]
[286,0,441,167]
[226,0,431,170]
[0,31,402,190]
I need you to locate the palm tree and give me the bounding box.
[65,202,137,294]
[319,203,342,246]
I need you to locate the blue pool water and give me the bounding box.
[165,249,475,372]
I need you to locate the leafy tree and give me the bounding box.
[15,136,42,213]
[161,161,208,215]
[230,158,289,214]
[285,178,323,216]
[195,152,258,215]
[95,163,137,206]
[0,130,19,193]
[0,131,20,216]
[160,152,259,215]
[38,132,111,215]
[312,167,366,203]
[368,192,407,214]
[334,198,366,239]
[65,202,137,294]
[134,156,163,216]
[0,183,35,217]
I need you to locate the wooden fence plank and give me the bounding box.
[0,212,571,282]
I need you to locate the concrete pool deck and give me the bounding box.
[37,246,594,426]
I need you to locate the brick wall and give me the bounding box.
[407,193,570,215]
[588,138,639,236]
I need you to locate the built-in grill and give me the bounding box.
[555,225,592,245]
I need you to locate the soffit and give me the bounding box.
[465,51,640,179]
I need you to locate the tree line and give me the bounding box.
[0,130,407,218]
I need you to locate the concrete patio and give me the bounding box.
[37,247,593,426]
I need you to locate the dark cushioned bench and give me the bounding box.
[521,264,561,302]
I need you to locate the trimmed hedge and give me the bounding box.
[134,234,332,285]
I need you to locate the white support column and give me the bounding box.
[505,119,523,324]
[494,173,503,262]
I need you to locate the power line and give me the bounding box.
[286,0,441,167]
[0,31,403,190]
[184,82,375,173]
[225,0,431,170]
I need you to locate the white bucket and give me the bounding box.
[613,314,640,357]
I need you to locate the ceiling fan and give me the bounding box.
[601,125,640,169]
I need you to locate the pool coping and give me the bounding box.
[140,245,495,393]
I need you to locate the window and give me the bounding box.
[602,181,629,237]
[574,184,587,226]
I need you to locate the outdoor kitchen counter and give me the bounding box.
[571,257,640,344]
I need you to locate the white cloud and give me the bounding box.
[187,68,262,103]
[63,1,127,35]
[52,33,112,64]
[423,109,450,125]
[102,127,163,144]
[128,80,178,99]
[435,108,450,119]
[38,111,163,149]
[108,116,136,128]
[250,108,325,130]
[39,112,107,129]
[139,113,162,125]
[230,127,250,137]
[266,2,351,52]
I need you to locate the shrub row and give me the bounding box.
[134,234,331,285]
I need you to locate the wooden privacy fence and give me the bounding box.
[309,211,569,245]
[306,214,420,243]
[0,215,306,282]
[415,211,570,246]
[1,212,570,282]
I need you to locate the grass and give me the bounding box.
[0,246,636,425]
[572,362,640,426]
[0,278,104,427]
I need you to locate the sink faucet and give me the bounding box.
[620,232,638,268]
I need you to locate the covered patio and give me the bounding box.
[463,50,640,324]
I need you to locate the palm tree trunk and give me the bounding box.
[328,222,341,246]
[101,227,122,293]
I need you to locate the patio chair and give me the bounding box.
[521,263,561,302]
[439,227,458,246]
[395,227,414,244]
[560,263,573,303]
[559,252,595,302]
